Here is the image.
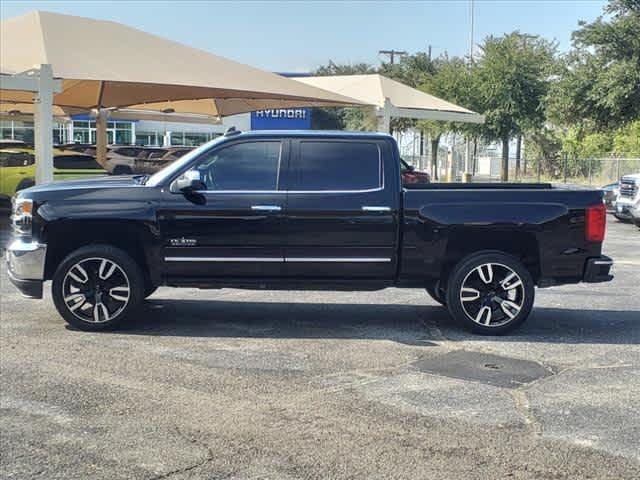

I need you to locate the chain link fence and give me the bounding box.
[403,148,640,185]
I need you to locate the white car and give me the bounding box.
[614,173,640,222]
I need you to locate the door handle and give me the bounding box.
[362,206,391,212]
[251,205,282,212]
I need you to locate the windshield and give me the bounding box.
[146,136,228,187]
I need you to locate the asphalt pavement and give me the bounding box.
[1,215,639,479]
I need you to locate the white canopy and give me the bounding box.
[0,11,365,182]
[295,74,484,130]
[0,11,363,115]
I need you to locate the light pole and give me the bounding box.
[463,0,475,182]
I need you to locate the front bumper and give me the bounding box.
[5,238,47,298]
[614,203,634,219]
[583,255,614,283]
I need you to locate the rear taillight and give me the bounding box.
[585,203,606,243]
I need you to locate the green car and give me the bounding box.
[0,147,107,206]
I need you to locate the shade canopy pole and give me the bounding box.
[378,97,392,133]
[94,108,110,169]
[33,64,55,184]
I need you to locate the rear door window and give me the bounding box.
[290,141,382,191]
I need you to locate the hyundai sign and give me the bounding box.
[251,108,311,130]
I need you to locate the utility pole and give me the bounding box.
[427,45,432,61]
[379,49,407,65]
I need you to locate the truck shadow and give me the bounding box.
[114,298,640,346]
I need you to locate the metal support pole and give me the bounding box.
[447,147,454,182]
[95,108,110,169]
[588,158,592,185]
[563,153,568,183]
[537,158,541,183]
[378,97,392,134]
[33,64,55,184]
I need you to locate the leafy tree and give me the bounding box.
[548,0,640,130]
[417,56,480,179]
[475,32,556,180]
[613,120,640,156]
[315,60,377,76]
[379,52,437,88]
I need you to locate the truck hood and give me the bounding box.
[19,175,142,196]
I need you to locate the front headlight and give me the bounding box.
[11,198,34,237]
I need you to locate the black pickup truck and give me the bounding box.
[6,130,613,334]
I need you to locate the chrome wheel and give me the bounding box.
[459,262,525,327]
[62,257,130,324]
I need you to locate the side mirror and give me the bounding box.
[170,170,206,193]
[406,164,415,172]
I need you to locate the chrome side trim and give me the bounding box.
[164,257,283,262]
[285,257,391,263]
[362,206,391,212]
[191,187,384,194]
[164,256,392,263]
[6,239,47,280]
[251,205,282,212]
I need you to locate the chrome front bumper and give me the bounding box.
[5,238,47,298]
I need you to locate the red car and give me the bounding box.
[401,158,430,184]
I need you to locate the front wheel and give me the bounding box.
[446,252,535,335]
[52,245,144,331]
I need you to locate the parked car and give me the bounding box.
[106,146,167,175]
[614,173,640,222]
[0,147,106,206]
[7,130,613,334]
[401,158,430,184]
[601,182,619,213]
[58,143,97,156]
[0,140,29,149]
[134,147,192,174]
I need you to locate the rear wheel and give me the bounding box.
[52,245,144,331]
[446,251,535,335]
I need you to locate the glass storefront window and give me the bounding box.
[115,129,132,145]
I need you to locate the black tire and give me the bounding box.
[445,251,535,335]
[112,165,133,175]
[52,244,145,331]
[425,281,446,306]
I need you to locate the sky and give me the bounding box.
[1,0,607,72]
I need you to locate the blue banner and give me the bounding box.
[251,108,312,130]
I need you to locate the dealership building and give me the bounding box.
[0,108,312,147]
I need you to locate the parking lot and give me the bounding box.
[0,216,638,479]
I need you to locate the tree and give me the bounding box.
[417,56,480,180]
[613,120,640,156]
[475,32,556,180]
[315,60,377,76]
[548,0,640,130]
